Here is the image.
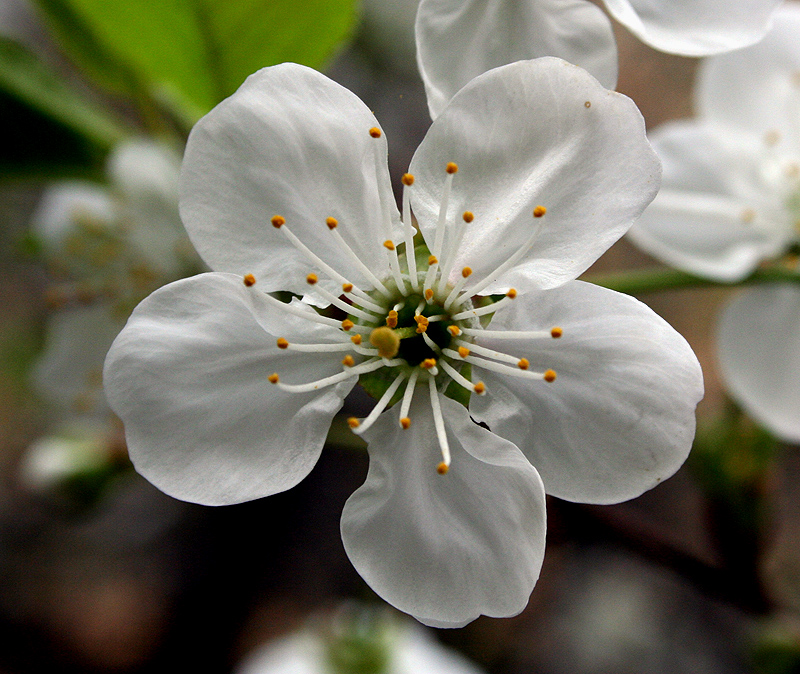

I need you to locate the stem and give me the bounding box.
[583,266,800,295]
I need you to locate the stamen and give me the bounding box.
[437,212,475,296]
[351,334,362,345]
[369,127,382,138]
[455,210,546,304]
[341,319,355,331]
[386,310,398,328]
[428,377,451,473]
[342,284,386,314]
[276,357,394,393]
[342,355,355,366]
[443,267,473,309]
[447,325,461,337]
[423,255,439,297]
[453,340,524,366]
[402,173,419,289]
[277,338,289,349]
[450,292,515,321]
[327,226,392,297]
[432,164,456,258]
[400,417,411,429]
[383,240,395,251]
[306,273,318,285]
[254,290,356,332]
[518,358,529,370]
[460,327,560,340]
[399,367,420,425]
[243,274,256,287]
[279,341,357,353]
[421,331,441,353]
[473,381,486,394]
[351,371,408,435]
[268,374,279,384]
[465,354,557,381]
[308,277,381,322]
[348,417,360,428]
[438,358,485,395]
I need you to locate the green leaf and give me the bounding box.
[0,36,126,152]
[52,0,358,119]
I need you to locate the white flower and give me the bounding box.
[103,58,702,627]
[415,0,783,119]
[624,4,800,443]
[31,139,193,419]
[235,605,486,674]
[628,3,800,283]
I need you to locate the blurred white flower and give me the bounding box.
[104,60,702,627]
[625,3,800,443]
[628,3,800,282]
[235,606,486,674]
[415,0,782,119]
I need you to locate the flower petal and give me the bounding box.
[628,120,790,281]
[104,272,354,505]
[409,58,660,292]
[341,393,546,628]
[603,0,781,56]
[717,284,800,443]
[695,3,800,147]
[180,63,401,298]
[470,281,703,504]
[415,0,617,120]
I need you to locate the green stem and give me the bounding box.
[583,266,800,295]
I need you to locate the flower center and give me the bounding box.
[245,146,560,473]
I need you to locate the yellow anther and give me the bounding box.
[461,267,472,278]
[402,173,415,186]
[462,211,474,223]
[437,462,449,475]
[414,315,429,325]
[369,127,382,138]
[342,282,354,293]
[347,417,361,429]
[506,288,517,298]
[268,374,279,384]
[446,162,458,174]
[458,346,470,358]
[243,273,256,287]
[341,319,355,331]
[416,323,428,334]
[351,334,362,345]
[550,326,563,338]
[386,310,398,329]
[421,358,437,370]
[342,355,355,367]
[276,338,289,349]
[306,273,318,285]
[383,240,395,251]
[584,101,591,108]
[369,326,401,358]
[424,288,434,300]
[400,417,411,429]
[473,381,486,394]
[326,217,338,229]
[544,369,557,382]
[518,358,530,370]
[447,325,461,336]
[533,205,547,218]
[428,255,438,265]
[271,215,286,228]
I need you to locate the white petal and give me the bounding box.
[717,285,800,443]
[341,394,546,628]
[409,58,660,292]
[104,272,354,505]
[180,64,401,298]
[33,304,122,416]
[628,120,790,281]
[470,281,703,504]
[603,0,782,56]
[415,0,617,120]
[695,3,800,147]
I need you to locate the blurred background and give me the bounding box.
[1,0,798,672]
